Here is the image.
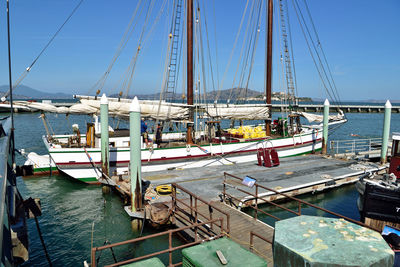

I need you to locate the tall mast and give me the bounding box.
[265,0,273,136]
[186,0,194,144]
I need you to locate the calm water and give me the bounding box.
[9,108,400,266]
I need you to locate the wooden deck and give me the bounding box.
[211,201,274,265]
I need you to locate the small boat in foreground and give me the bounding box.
[356,132,400,231]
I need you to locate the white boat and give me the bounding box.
[20,151,57,176]
[43,123,328,183]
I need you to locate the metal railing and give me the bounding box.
[91,183,231,267]
[171,183,230,236]
[91,218,225,267]
[222,172,374,230]
[249,231,272,253]
[329,137,382,156]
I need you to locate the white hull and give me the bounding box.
[43,127,324,183]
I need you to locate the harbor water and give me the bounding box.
[11,107,400,266]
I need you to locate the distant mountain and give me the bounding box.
[111,88,313,102]
[112,88,268,101]
[0,85,72,99]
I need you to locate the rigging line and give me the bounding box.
[284,0,299,98]
[302,0,342,106]
[228,0,256,102]
[236,0,261,103]
[237,0,262,103]
[217,0,250,102]
[196,1,209,109]
[3,0,84,99]
[89,0,144,95]
[293,0,339,104]
[242,0,264,103]
[141,0,169,50]
[200,0,216,94]
[293,0,336,102]
[231,0,256,102]
[291,0,335,102]
[154,17,174,128]
[211,0,220,94]
[114,0,167,97]
[124,0,156,98]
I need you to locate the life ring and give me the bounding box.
[156,185,173,195]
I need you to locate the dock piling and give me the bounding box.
[322,99,329,154]
[130,97,142,212]
[380,100,392,164]
[100,94,109,177]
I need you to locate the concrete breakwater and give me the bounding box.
[272,103,400,113]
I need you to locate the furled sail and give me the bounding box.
[205,104,270,120]
[14,97,189,120]
[297,110,345,123]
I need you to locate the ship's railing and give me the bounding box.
[329,137,382,156]
[222,172,375,230]
[171,183,230,235]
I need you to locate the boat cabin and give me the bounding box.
[389,132,400,178]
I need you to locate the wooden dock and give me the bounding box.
[204,201,274,265]
[171,186,274,266]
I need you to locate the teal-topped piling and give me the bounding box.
[322,99,329,154]
[381,100,392,164]
[100,93,109,176]
[130,97,142,212]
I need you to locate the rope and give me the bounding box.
[3,0,85,99]
[301,0,342,106]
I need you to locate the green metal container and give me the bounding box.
[121,257,165,267]
[182,237,267,267]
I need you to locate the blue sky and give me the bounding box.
[0,0,399,101]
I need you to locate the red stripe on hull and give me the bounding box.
[56,138,321,167]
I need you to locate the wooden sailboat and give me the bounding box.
[22,0,346,183]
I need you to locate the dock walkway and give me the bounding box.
[172,194,274,265]
[204,201,274,264]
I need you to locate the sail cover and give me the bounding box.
[205,104,270,120]
[297,111,345,123]
[14,99,189,120]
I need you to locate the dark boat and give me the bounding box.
[356,132,400,228]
